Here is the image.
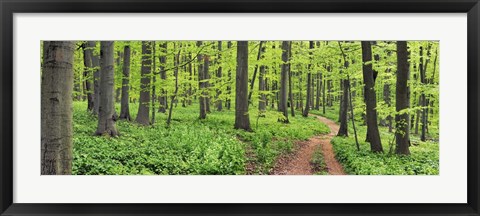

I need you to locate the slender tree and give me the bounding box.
[82,42,95,112]
[395,41,411,155]
[119,45,131,120]
[158,42,168,113]
[258,45,267,112]
[288,42,295,117]
[279,41,290,123]
[215,41,223,111]
[167,44,181,126]
[41,41,75,175]
[87,41,101,116]
[226,41,233,110]
[361,41,383,152]
[197,41,207,119]
[234,41,252,131]
[247,41,265,104]
[136,41,153,125]
[302,41,314,117]
[95,41,119,136]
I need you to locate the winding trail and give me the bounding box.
[271,114,346,175]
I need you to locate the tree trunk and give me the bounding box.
[302,41,314,117]
[119,45,131,120]
[41,41,75,175]
[315,73,321,110]
[279,41,290,123]
[337,79,349,136]
[258,46,267,112]
[383,81,393,132]
[135,41,153,125]
[82,42,95,112]
[167,44,181,126]
[234,41,252,131]
[247,41,265,104]
[158,42,168,113]
[361,41,383,152]
[215,41,223,111]
[197,41,208,119]
[288,42,295,117]
[95,41,119,136]
[151,42,157,124]
[87,41,101,117]
[226,41,232,110]
[420,44,431,142]
[323,67,328,114]
[395,41,411,155]
[204,50,211,113]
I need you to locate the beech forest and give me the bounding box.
[41,41,439,175]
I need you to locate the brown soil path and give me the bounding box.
[271,114,346,175]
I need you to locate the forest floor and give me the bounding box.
[272,114,345,175]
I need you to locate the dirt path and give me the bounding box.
[271,115,346,175]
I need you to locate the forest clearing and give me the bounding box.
[41,40,439,175]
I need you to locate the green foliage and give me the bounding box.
[331,137,439,175]
[72,101,329,175]
[314,107,439,175]
[311,146,328,175]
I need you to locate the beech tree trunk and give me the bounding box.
[247,41,264,104]
[234,41,252,131]
[88,41,101,117]
[119,45,131,120]
[216,41,223,111]
[41,41,75,175]
[136,41,153,125]
[258,52,267,112]
[226,41,233,110]
[337,79,349,136]
[395,41,411,155]
[95,41,119,136]
[288,42,295,117]
[197,41,208,119]
[158,42,168,113]
[361,41,383,152]
[279,41,290,123]
[82,42,95,112]
[315,73,321,110]
[302,41,314,117]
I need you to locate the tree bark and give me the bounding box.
[119,45,131,120]
[226,41,233,110]
[82,42,95,112]
[247,41,265,104]
[41,41,75,175]
[279,41,290,123]
[197,41,208,119]
[337,79,349,136]
[158,42,168,113]
[361,41,383,152]
[135,41,153,125]
[87,41,101,117]
[167,45,181,126]
[288,42,295,117]
[234,41,252,131]
[95,41,119,136]
[215,41,223,111]
[315,73,321,110]
[302,41,314,117]
[258,63,267,112]
[395,41,411,155]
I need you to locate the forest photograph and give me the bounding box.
[41,40,439,175]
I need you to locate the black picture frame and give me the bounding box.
[1,0,479,215]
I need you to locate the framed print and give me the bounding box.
[1,0,479,215]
